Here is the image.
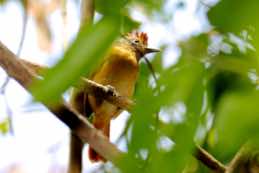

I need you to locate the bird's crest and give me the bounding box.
[125,31,148,46]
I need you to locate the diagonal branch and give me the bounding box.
[19,56,226,172]
[194,144,226,172]
[0,41,124,165]
[19,58,134,110]
[1,41,228,172]
[225,143,259,173]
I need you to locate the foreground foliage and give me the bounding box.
[1,0,259,173]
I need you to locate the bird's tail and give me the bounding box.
[88,119,110,162]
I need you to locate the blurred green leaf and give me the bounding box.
[126,60,205,173]
[95,0,141,33]
[0,118,9,134]
[120,14,141,33]
[214,90,259,158]
[0,0,7,5]
[208,71,254,112]
[156,62,204,108]
[130,0,166,16]
[95,0,129,15]
[95,0,166,17]
[179,34,209,61]
[208,0,259,50]
[207,54,256,109]
[208,0,259,33]
[157,62,204,173]
[31,17,120,103]
[211,54,256,75]
[149,45,164,73]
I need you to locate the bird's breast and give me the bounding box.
[89,46,139,118]
[92,46,139,96]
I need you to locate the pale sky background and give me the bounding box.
[0,0,211,172]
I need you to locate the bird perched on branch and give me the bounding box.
[69,31,159,172]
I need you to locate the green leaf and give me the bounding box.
[130,0,166,16]
[214,91,259,157]
[126,61,205,173]
[208,0,259,50]
[95,0,129,15]
[156,63,204,173]
[120,14,141,33]
[0,0,7,5]
[95,0,166,18]
[31,17,120,103]
[208,0,259,33]
[0,118,9,134]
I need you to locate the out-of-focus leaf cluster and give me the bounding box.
[31,0,143,102]
[111,0,259,171]
[31,17,121,103]
[208,0,259,50]
[0,0,7,5]
[130,0,166,15]
[95,0,166,17]
[4,0,259,173]
[112,33,207,173]
[208,0,259,34]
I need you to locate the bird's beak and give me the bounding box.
[145,47,160,54]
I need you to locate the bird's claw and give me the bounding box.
[106,85,118,97]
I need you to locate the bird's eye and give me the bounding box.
[134,40,140,44]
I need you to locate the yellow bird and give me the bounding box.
[70,31,159,164]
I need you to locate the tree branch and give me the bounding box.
[0,41,124,164]
[19,58,46,74]
[194,144,226,172]
[18,57,225,173]
[225,143,259,173]
[80,0,95,27]
[19,58,134,110]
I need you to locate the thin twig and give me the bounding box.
[0,5,28,135]
[143,57,158,85]
[225,143,255,173]
[17,3,28,56]
[0,4,28,89]
[194,144,227,172]
[0,77,9,94]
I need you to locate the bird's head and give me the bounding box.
[122,31,159,59]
